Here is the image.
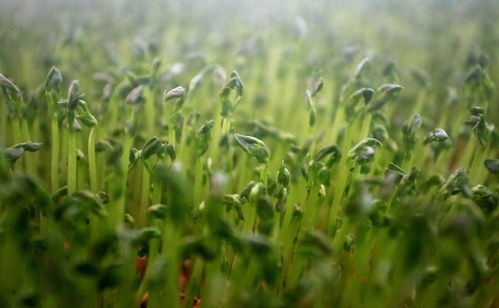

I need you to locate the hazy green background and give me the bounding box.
[1,0,498,121]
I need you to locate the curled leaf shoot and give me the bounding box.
[234,133,271,164]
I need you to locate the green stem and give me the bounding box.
[194,156,204,204]
[67,125,77,195]
[0,101,6,142]
[21,119,36,174]
[11,119,21,171]
[139,163,150,227]
[208,105,223,162]
[116,134,133,228]
[88,127,97,191]
[48,96,60,193]
[145,88,155,136]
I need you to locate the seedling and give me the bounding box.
[0,3,498,308]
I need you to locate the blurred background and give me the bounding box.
[0,0,498,122]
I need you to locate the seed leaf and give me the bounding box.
[314,145,341,161]
[141,136,162,160]
[440,168,468,197]
[471,185,497,213]
[368,83,403,112]
[4,142,43,165]
[350,87,375,104]
[277,163,290,187]
[4,146,25,164]
[67,80,82,109]
[164,86,186,102]
[354,57,370,79]
[126,85,145,105]
[0,74,20,95]
[311,79,324,97]
[348,138,382,157]
[73,190,107,217]
[148,204,169,219]
[76,100,98,127]
[424,128,449,145]
[45,66,62,91]
[299,230,332,259]
[484,159,499,173]
[234,133,271,164]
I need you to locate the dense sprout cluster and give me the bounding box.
[0,0,498,307]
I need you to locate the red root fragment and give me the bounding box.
[140,292,149,308]
[136,256,148,279]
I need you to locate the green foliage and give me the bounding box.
[0,0,498,307]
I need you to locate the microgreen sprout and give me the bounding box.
[0,2,498,308]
